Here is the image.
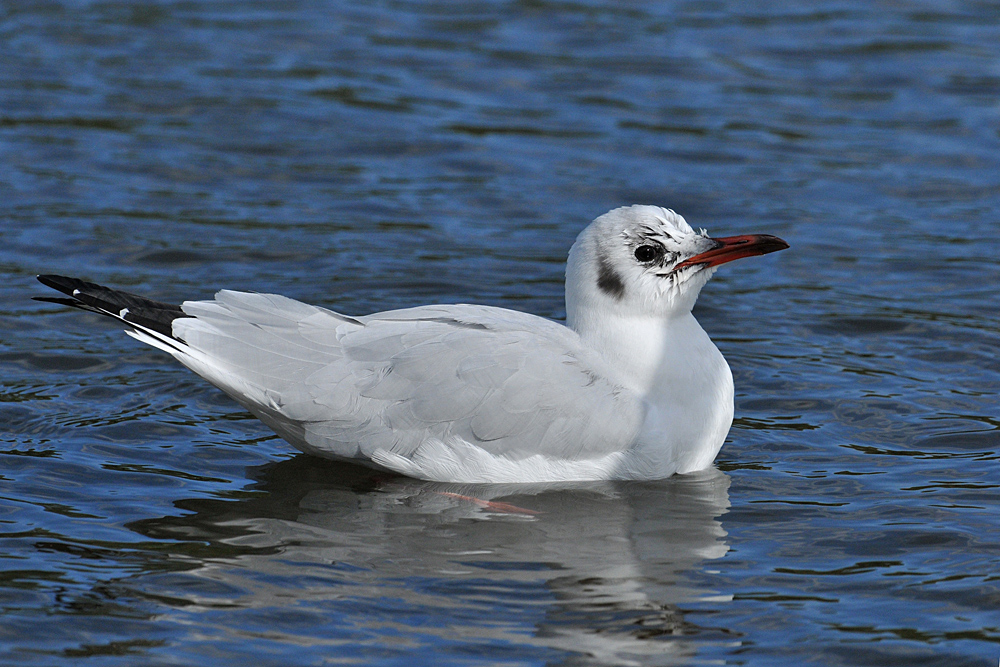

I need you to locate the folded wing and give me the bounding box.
[154,292,645,469]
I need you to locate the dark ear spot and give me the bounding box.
[596,252,626,301]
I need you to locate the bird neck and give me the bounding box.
[568,305,715,397]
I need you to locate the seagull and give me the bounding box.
[36,205,787,483]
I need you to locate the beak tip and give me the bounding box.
[767,235,790,253]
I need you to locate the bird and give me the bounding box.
[36,205,788,484]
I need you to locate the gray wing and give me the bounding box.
[164,291,645,466]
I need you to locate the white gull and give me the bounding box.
[37,205,788,483]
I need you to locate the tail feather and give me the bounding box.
[35,274,185,338]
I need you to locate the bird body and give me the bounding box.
[37,205,787,483]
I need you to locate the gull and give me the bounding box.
[36,205,787,483]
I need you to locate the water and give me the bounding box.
[2,1,999,664]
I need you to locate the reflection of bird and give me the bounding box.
[127,456,734,667]
[37,205,787,483]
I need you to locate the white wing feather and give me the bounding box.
[138,291,646,480]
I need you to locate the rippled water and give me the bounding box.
[2,1,999,665]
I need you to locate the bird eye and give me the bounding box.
[634,245,660,263]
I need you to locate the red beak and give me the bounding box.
[674,234,789,270]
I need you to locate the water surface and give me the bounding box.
[2,1,999,665]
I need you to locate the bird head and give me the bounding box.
[566,205,788,324]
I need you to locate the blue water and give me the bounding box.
[2,1,999,665]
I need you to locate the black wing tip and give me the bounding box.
[37,273,74,283]
[37,273,70,290]
[35,274,186,338]
[37,274,94,297]
[33,296,80,306]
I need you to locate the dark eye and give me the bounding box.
[634,245,661,263]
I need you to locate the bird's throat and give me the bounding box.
[571,310,716,398]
